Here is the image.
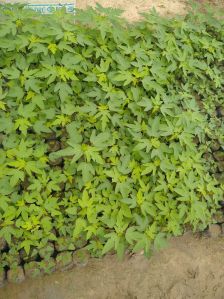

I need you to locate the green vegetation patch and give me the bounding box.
[0,3,224,272]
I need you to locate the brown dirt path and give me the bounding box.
[1,233,224,299]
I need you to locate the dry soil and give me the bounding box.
[76,0,224,21]
[1,233,224,299]
[76,0,188,21]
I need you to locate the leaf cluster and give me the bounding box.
[0,4,223,266]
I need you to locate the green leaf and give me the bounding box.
[73,218,87,239]
[102,237,115,255]
[125,227,142,245]
[77,162,95,183]
[66,122,83,144]
[154,233,168,250]
[90,131,111,148]
[9,169,25,187]
[65,207,77,215]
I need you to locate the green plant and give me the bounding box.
[0,3,224,270]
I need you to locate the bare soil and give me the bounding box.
[76,0,188,21]
[1,233,224,299]
[76,0,224,21]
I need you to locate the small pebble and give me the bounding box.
[7,266,25,284]
[208,224,221,238]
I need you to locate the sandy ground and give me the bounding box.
[1,0,188,20]
[76,0,224,21]
[2,0,223,20]
[1,233,224,299]
[76,0,188,20]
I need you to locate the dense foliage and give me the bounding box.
[0,4,224,272]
